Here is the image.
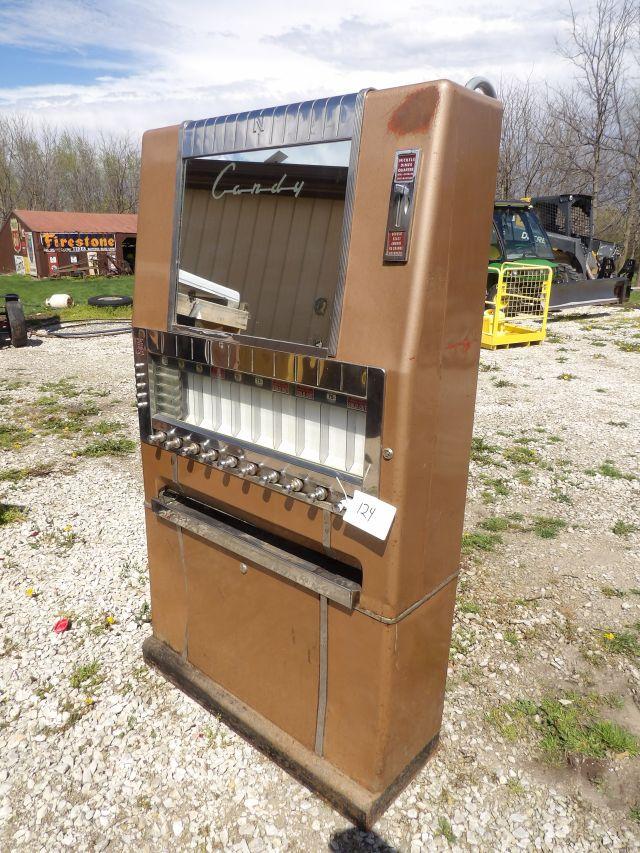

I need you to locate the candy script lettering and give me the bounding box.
[212,162,304,200]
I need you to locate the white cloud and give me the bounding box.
[0,0,572,136]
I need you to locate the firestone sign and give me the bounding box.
[40,232,116,252]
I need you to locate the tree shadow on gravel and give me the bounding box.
[329,828,399,852]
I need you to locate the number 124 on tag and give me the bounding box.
[342,491,397,541]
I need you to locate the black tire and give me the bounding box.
[5,300,28,347]
[87,295,133,308]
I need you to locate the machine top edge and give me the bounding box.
[182,92,360,158]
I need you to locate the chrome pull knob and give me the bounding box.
[199,449,219,463]
[218,455,238,469]
[307,486,328,502]
[148,431,167,445]
[259,468,279,484]
[238,461,258,476]
[136,401,149,409]
[182,441,200,456]
[164,437,182,451]
[282,477,303,493]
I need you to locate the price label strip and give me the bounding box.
[341,491,397,541]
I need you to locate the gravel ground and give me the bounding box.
[1,306,639,852]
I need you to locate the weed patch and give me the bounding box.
[471,437,497,464]
[504,446,539,466]
[488,693,638,764]
[69,660,103,690]
[79,438,136,457]
[461,531,502,554]
[612,521,638,536]
[0,503,26,525]
[597,461,635,480]
[531,516,566,539]
[0,423,33,451]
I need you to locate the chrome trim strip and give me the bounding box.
[182,93,358,158]
[151,493,360,610]
[314,596,328,756]
[355,572,460,625]
[167,125,186,332]
[327,88,370,355]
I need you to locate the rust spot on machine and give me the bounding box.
[387,87,440,136]
[133,79,502,827]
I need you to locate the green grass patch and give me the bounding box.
[461,531,502,554]
[69,660,103,690]
[37,378,80,398]
[79,437,136,457]
[478,513,524,534]
[612,521,639,537]
[600,629,640,660]
[0,503,26,525]
[503,446,539,466]
[0,423,33,451]
[597,461,635,480]
[85,420,124,436]
[1,275,133,319]
[601,586,625,598]
[470,436,497,464]
[617,341,640,353]
[488,693,638,764]
[531,516,566,539]
[436,817,456,844]
[0,464,53,483]
[458,600,481,614]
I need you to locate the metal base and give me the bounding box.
[143,636,439,828]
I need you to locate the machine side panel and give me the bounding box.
[133,125,181,332]
[332,81,502,613]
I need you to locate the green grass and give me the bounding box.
[531,516,566,539]
[0,464,52,482]
[597,461,635,480]
[601,587,625,598]
[69,660,103,690]
[0,423,33,451]
[79,437,136,457]
[488,693,639,764]
[470,436,496,463]
[503,446,539,466]
[0,503,26,525]
[601,629,640,659]
[617,341,640,353]
[461,531,502,554]
[85,420,124,436]
[458,600,481,614]
[436,817,456,844]
[1,274,133,320]
[612,521,639,536]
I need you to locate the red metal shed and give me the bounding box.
[0,210,137,278]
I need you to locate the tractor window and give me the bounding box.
[493,208,555,261]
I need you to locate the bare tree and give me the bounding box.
[555,0,637,237]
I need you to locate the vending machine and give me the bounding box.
[133,79,502,826]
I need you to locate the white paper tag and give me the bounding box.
[341,490,397,541]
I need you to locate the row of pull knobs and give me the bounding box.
[147,431,327,501]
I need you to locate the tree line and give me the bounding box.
[0,0,637,263]
[0,117,139,220]
[497,0,639,263]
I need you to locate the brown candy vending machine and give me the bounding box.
[133,79,502,827]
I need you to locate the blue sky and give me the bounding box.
[0,0,573,136]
